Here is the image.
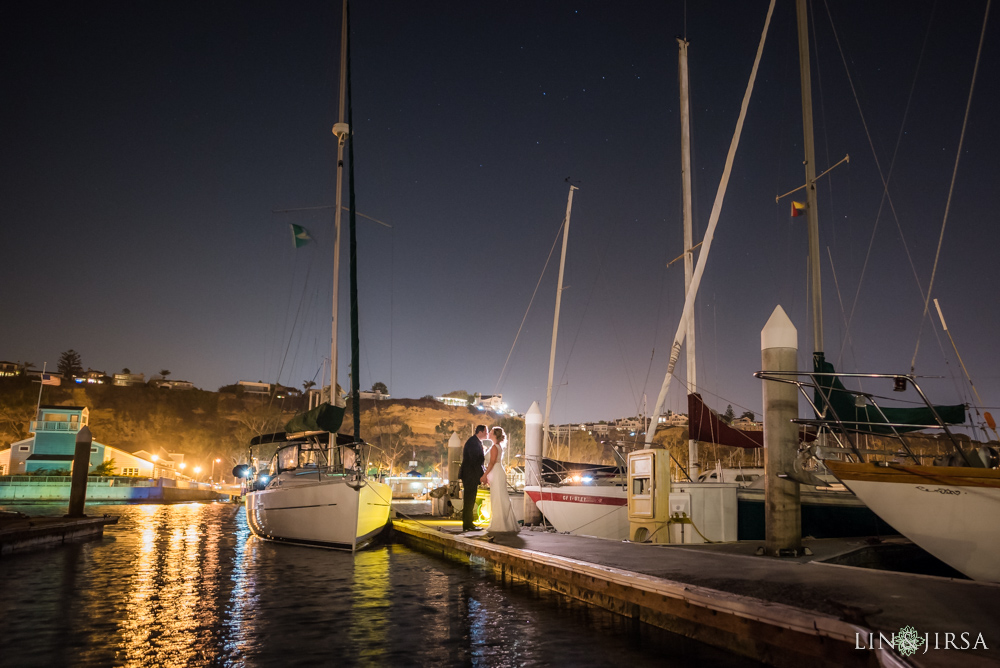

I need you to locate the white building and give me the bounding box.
[658,413,689,426]
[238,380,271,395]
[472,393,506,412]
[113,372,145,386]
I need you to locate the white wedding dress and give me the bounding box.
[486,445,519,533]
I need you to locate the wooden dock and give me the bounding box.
[392,520,1000,668]
[0,512,119,556]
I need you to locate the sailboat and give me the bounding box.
[749,1,1000,580]
[242,0,391,552]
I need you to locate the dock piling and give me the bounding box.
[523,401,543,525]
[761,306,802,555]
[66,426,93,518]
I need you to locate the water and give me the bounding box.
[0,503,758,667]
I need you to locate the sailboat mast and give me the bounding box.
[542,185,577,457]
[345,0,362,439]
[678,37,699,480]
[330,0,348,416]
[796,0,823,353]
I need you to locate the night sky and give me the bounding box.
[3,1,999,427]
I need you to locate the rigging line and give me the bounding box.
[821,0,951,376]
[910,0,991,372]
[270,265,314,410]
[272,206,393,229]
[554,243,606,411]
[828,0,936,366]
[827,246,857,375]
[493,219,564,395]
[639,259,673,418]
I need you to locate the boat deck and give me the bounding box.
[392,519,1000,667]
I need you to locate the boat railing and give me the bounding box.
[753,369,973,467]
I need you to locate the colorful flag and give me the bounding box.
[41,373,60,386]
[290,224,312,248]
[790,201,806,217]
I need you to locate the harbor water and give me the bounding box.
[0,503,758,667]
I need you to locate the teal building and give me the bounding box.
[10,406,106,474]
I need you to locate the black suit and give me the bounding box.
[459,434,485,531]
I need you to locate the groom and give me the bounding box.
[459,424,488,532]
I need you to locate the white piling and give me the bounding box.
[523,402,543,525]
[761,305,801,555]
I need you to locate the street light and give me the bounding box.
[211,457,221,482]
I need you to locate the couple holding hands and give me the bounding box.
[458,424,519,534]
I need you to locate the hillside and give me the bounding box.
[1,377,968,476]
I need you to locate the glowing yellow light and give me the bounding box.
[178,462,186,470]
[151,455,159,462]
[194,466,202,474]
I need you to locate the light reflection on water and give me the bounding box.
[0,503,758,667]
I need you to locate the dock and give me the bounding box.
[0,512,119,556]
[393,520,1000,667]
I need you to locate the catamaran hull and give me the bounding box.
[826,461,1000,582]
[246,477,391,551]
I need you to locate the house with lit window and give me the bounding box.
[0,361,22,377]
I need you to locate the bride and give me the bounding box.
[480,426,519,533]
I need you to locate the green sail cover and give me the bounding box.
[284,402,345,434]
[813,353,965,434]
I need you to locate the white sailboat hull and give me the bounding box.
[826,461,1000,582]
[524,485,628,540]
[246,474,391,551]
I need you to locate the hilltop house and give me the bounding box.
[113,372,145,386]
[0,361,22,377]
[471,393,505,412]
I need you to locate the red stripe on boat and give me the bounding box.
[525,490,627,506]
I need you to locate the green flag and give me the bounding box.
[290,224,312,248]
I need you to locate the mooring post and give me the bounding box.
[761,306,801,555]
[447,431,462,498]
[66,425,93,518]
[523,401,543,525]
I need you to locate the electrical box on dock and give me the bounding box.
[627,449,671,543]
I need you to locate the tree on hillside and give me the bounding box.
[434,418,454,445]
[722,405,736,424]
[22,361,36,375]
[160,369,171,379]
[302,380,316,392]
[739,410,755,421]
[122,368,131,374]
[371,381,388,394]
[58,349,83,379]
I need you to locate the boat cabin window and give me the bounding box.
[273,442,330,473]
[277,445,299,472]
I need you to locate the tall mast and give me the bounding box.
[678,37,699,480]
[330,0,349,414]
[796,0,823,353]
[542,185,577,457]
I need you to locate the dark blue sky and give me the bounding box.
[3,1,999,426]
